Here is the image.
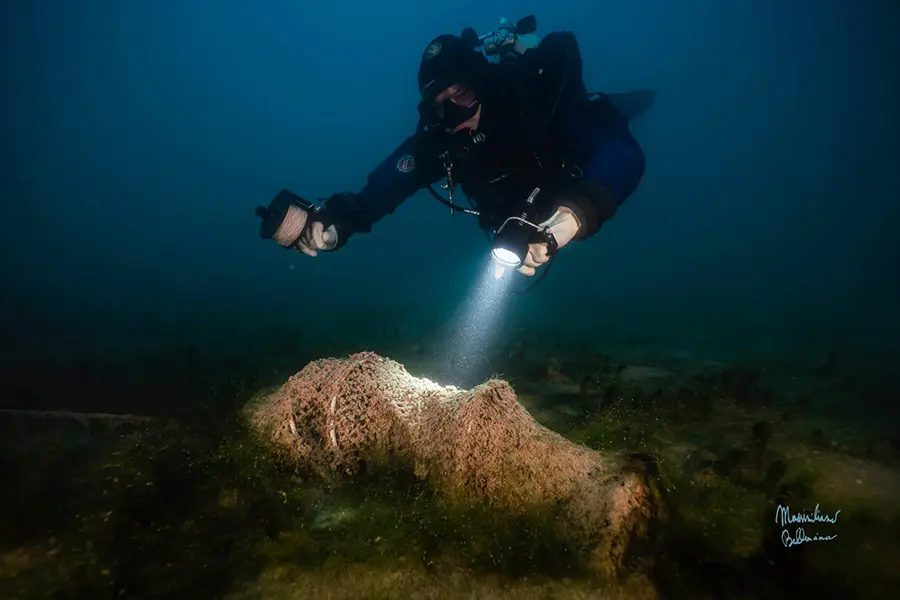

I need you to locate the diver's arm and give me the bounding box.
[320,133,444,249]
[553,129,646,242]
[527,32,643,240]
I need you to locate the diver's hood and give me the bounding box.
[416,34,496,130]
[417,34,489,100]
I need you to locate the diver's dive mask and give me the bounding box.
[417,81,480,130]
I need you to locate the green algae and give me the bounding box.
[2,351,898,599]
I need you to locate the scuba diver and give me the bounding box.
[256,16,655,280]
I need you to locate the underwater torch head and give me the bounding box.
[491,217,537,269]
[490,217,534,269]
[256,190,320,249]
[489,202,560,277]
[490,246,523,268]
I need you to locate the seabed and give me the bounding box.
[1,331,898,600]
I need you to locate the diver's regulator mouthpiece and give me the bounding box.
[489,187,557,278]
[255,190,321,248]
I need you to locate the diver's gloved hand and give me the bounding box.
[517,208,581,276]
[295,221,339,257]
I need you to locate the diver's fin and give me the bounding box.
[606,90,657,122]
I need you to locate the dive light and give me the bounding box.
[256,189,321,248]
[489,187,557,278]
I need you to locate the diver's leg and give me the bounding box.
[605,90,657,123]
[580,115,647,209]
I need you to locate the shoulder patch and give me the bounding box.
[424,41,441,59]
[396,155,416,173]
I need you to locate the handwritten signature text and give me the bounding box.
[776,503,840,548]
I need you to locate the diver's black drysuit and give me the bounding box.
[317,31,650,250]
